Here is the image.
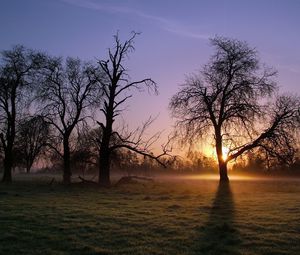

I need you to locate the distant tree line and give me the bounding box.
[1,34,299,184]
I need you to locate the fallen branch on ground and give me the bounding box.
[115,175,154,187]
[78,176,98,185]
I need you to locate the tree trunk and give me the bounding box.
[98,72,116,187]
[63,137,71,185]
[215,129,229,182]
[219,161,229,182]
[2,150,13,183]
[26,159,33,173]
[98,148,111,187]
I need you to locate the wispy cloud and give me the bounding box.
[278,64,300,75]
[61,0,210,40]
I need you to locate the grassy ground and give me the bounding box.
[0,174,300,255]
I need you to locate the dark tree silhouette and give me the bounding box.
[0,46,45,183]
[96,33,169,186]
[39,57,100,184]
[14,115,50,173]
[170,37,300,181]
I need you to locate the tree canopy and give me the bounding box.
[170,37,300,181]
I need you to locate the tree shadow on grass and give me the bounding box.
[194,182,242,255]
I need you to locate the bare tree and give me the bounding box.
[39,56,100,184]
[14,115,50,173]
[170,37,300,181]
[0,45,45,183]
[96,33,170,186]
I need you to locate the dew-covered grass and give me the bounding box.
[0,174,300,254]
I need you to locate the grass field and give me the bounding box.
[0,174,300,255]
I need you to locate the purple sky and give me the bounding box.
[1,0,300,150]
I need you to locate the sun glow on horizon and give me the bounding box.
[179,174,257,181]
[201,144,230,162]
[222,146,230,161]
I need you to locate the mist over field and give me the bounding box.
[1,174,300,255]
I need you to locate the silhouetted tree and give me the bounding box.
[39,57,100,184]
[0,45,45,182]
[96,33,169,186]
[14,115,50,173]
[170,37,300,181]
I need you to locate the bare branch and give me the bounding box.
[170,36,298,180]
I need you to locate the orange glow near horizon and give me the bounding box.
[179,174,257,181]
[202,144,230,162]
[222,146,230,161]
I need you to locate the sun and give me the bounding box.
[222,146,229,161]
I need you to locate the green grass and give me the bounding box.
[1,174,300,254]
